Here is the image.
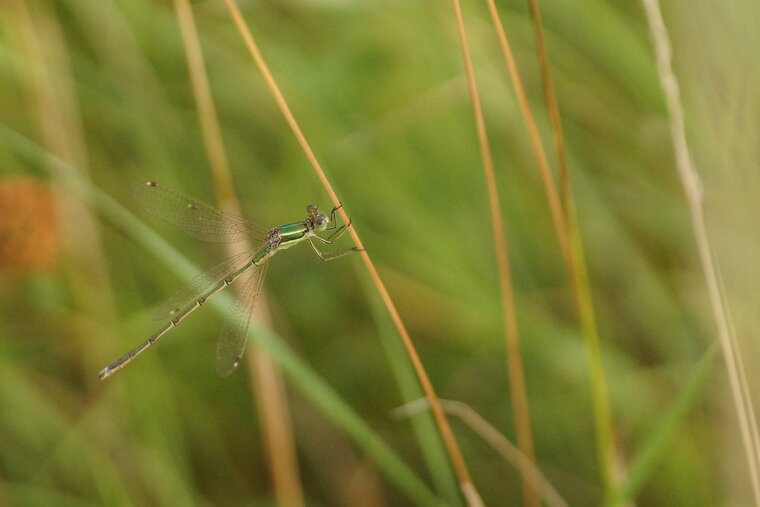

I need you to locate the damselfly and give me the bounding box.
[98,181,356,380]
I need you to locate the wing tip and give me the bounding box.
[216,358,241,378]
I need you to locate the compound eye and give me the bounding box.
[306,204,318,215]
[315,211,329,226]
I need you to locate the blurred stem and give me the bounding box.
[173,0,234,203]
[525,0,569,214]
[640,0,760,504]
[484,0,618,498]
[394,398,569,507]
[222,1,482,504]
[2,123,443,507]
[610,343,718,505]
[451,1,537,506]
[173,1,304,505]
[10,0,116,387]
[362,271,462,506]
[482,0,567,262]
[0,367,136,506]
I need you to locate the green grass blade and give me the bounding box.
[1,123,443,507]
[609,342,719,505]
[361,270,463,506]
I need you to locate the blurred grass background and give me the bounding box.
[0,0,758,505]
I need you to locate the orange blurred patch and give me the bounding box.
[0,176,58,274]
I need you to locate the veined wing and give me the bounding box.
[134,181,267,242]
[215,260,268,377]
[153,249,257,320]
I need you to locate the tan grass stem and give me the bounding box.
[451,1,537,505]
[11,0,117,385]
[641,0,760,503]
[222,0,482,504]
[484,0,618,497]
[173,0,235,204]
[482,0,568,262]
[393,398,569,507]
[174,1,304,505]
[525,0,569,213]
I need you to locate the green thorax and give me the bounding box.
[252,221,309,265]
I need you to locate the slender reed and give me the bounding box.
[451,1,537,505]
[221,0,482,504]
[173,1,304,505]
[483,1,618,498]
[3,123,441,506]
[611,343,719,504]
[482,1,567,261]
[393,398,569,507]
[525,0,569,213]
[11,0,117,385]
[641,0,760,503]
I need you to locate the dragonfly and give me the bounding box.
[98,181,357,380]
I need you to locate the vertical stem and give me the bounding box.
[641,0,760,503]
[11,0,117,385]
[451,1,537,505]
[174,1,305,505]
[222,1,483,504]
[483,1,618,498]
[525,0,569,214]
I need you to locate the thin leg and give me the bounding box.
[307,238,358,261]
[315,223,351,245]
[330,203,343,222]
[328,219,351,241]
[323,203,344,231]
[315,225,341,243]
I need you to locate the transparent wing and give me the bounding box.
[134,181,267,242]
[215,260,268,377]
[153,249,256,320]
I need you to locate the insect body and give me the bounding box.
[98,182,356,379]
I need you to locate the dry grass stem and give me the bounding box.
[222,0,481,503]
[12,0,116,382]
[173,0,235,204]
[525,0,569,213]
[248,340,305,507]
[641,0,760,503]
[174,1,304,504]
[482,0,567,262]
[484,0,618,496]
[451,1,537,505]
[393,399,569,507]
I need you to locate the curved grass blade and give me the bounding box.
[4,124,443,506]
[153,249,257,320]
[216,261,268,377]
[134,181,267,242]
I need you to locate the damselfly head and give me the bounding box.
[314,211,329,228]
[306,204,329,229]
